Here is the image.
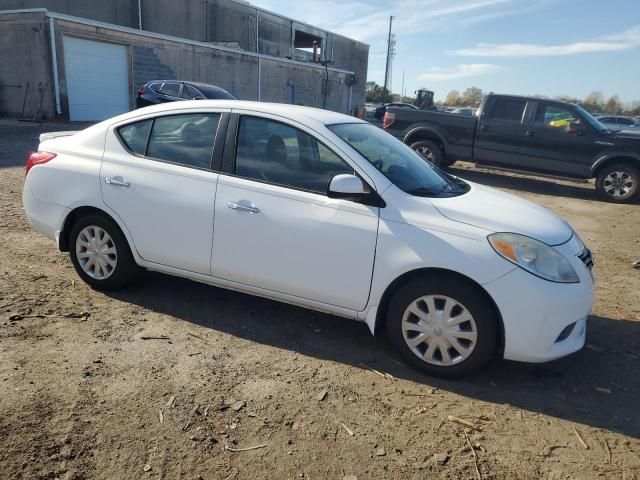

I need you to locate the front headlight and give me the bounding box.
[488,233,579,283]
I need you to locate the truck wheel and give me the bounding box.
[595,162,639,203]
[385,274,498,378]
[410,140,453,167]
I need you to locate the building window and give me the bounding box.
[294,30,322,60]
[285,82,295,104]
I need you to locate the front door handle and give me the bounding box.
[228,201,260,214]
[525,130,535,137]
[105,177,130,187]
[479,124,488,131]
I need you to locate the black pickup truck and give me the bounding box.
[384,93,640,202]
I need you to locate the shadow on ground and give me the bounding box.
[109,270,640,439]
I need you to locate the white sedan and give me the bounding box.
[23,101,595,377]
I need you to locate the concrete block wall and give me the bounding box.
[0,11,360,120]
[0,0,368,110]
[52,16,355,115]
[0,12,55,119]
[1,0,138,27]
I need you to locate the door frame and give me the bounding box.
[220,110,380,192]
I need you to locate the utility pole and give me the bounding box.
[401,70,405,102]
[383,15,394,97]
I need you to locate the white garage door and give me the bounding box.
[63,36,130,121]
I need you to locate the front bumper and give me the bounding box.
[484,235,595,363]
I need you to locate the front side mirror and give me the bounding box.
[567,122,585,135]
[328,174,368,198]
[327,174,385,207]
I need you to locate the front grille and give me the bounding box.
[578,247,594,270]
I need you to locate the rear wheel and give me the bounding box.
[69,214,138,290]
[385,275,498,378]
[595,162,639,203]
[409,140,454,167]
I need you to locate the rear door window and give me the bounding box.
[161,82,180,97]
[488,98,527,123]
[146,114,221,169]
[183,85,203,100]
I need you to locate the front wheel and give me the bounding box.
[385,275,498,378]
[69,214,139,290]
[595,162,639,203]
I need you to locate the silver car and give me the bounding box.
[596,115,640,132]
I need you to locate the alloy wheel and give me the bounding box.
[603,170,635,198]
[415,146,434,162]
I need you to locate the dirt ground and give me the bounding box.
[1,121,640,480]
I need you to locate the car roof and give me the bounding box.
[121,100,367,127]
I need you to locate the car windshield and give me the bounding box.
[574,104,608,132]
[328,123,467,197]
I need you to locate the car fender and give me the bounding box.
[360,210,515,333]
[27,132,144,265]
[59,200,143,266]
[402,123,448,149]
[589,150,640,176]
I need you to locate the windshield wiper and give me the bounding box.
[406,184,451,196]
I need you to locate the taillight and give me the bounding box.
[26,151,56,176]
[383,112,396,129]
[137,85,145,96]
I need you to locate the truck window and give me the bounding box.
[534,105,579,129]
[487,98,526,123]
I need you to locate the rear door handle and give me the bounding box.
[105,177,130,187]
[525,131,535,137]
[228,201,260,214]
[479,124,488,131]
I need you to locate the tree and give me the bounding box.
[461,87,483,107]
[555,95,580,104]
[444,90,462,107]
[582,91,604,114]
[365,81,391,103]
[604,95,623,115]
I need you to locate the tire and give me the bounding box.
[69,213,139,290]
[595,162,639,203]
[385,275,498,378]
[409,140,453,167]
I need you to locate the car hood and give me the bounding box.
[429,181,573,245]
[610,129,640,139]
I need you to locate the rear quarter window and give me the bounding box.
[488,98,526,123]
[118,120,152,155]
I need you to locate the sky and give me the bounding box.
[250,0,640,104]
